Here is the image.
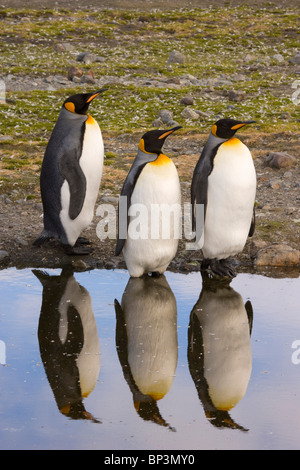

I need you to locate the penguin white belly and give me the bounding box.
[203,139,256,260]
[58,276,100,398]
[123,156,181,277]
[60,118,103,246]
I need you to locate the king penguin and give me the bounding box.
[191,118,256,278]
[115,127,182,278]
[34,89,106,255]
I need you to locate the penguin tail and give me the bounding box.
[33,230,51,247]
[32,269,51,285]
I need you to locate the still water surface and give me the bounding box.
[0,267,300,450]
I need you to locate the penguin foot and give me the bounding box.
[64,245,92,256]
[75,237,91,246]
[201,258,236,279]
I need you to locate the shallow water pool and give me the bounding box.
[0,267,300,450]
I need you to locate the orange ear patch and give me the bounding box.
[64,102,75,113]
[211,124,217,136]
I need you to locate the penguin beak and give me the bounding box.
[158,126,182,140]
[86,88,108,103]
[231,120,256,130]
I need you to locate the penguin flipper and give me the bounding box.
[115,158,148,256]
[59,150,87,220]
[191,142,221,232]
[191,159,210,233]
[245,300,253,335]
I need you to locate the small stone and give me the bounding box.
[289,53,300,65]
[158,109,173,124]
[166,119,180,127]
[181,107,199,120]
[165,77,181,85]
[72,76,82,83]
[77,52,97,64]
[71,259,88,271]
[61,42,75,51]
[272,53,285,63]
[263,151,296,169]
[54,43,65,52]
[167,50,186,64]
[105,260,116,269]
[269,179,281,190]
[0,250,9,262]
[180,95,194,105]
[279,112,291,120]
[152,118,164,127]
[81,74,96,84]
[255,244,300,267]
[244,54,256,62]
[67,66,83,81]
[54,42,74,52]
[15,237,28,246]
[100,196,119,204]
[195,110,211,119]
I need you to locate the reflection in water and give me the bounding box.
[33,268,100,422]
[188,275,253,431]
[114,274,178,431]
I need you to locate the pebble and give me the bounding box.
[181,107,199,120]
[67,66,83,80]
[289,53,300,65]
[272,53,285,63]
[71,259,89,271]
[158,109,173,124]
[255,244,300,267]
[180,95,194,105]
[228,89,246,102]
[279,112,291,120]
[15,237,28,246]
[0,250,9,263]
[152,118,164,127]
[269,178,281,190]
[54,42,75,52]
[77,52,98,64]
[100,196,119,204]
[167,50,186,64]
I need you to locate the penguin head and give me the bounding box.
[63,89,107,115]
[211,118,256,140]
[138,126,182,155]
